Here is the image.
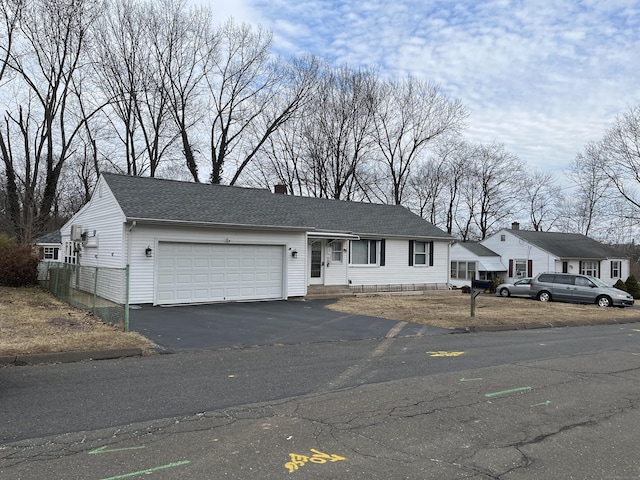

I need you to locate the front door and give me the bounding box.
[309,240,324,285]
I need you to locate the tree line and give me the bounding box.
[0,0,638,246]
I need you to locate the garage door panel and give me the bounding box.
[156,242,283,305]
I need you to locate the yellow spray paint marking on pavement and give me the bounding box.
[427,351,465,357]
[285,449,346,473]
[633,329,640,332]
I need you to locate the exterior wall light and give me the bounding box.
[291,249,298,258]
[145,246,153,257]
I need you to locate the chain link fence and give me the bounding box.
[38,262,130,331]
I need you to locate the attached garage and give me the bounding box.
[156,242,284,305]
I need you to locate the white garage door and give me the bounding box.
[156,242,284,305]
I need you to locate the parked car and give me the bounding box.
[529,273,634,307]
[496,278,532,297]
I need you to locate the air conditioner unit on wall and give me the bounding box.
[70,225,83,241]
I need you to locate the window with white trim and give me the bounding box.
[515,259,527,277]
[611,260,621,278]
[43,247,59,260]
[414,241,427,265]
[581,261,599,277]
[450,261,476,280]
[331,241,343,262]
[350,240,377,265]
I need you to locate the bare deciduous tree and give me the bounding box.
[373,78,467,205]
[521,168,563,231]
[600,105,640,214]
[205,21,318,185]
[457,142,523,240]
[301,65,377,199]
[1,0,100,241]
[566,141,614,236]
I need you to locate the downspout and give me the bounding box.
[124,221,136,332]
[448,239,453,289]
[126,220,137,266]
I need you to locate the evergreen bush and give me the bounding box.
[613,279,627,291]
[625,275,640,299]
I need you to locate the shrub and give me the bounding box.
[625,275,640,299]
[0,233,17,254]
[613,279,627,291]
[0,245,40,287]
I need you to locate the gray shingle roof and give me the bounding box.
[455,241,499,257]
[508,229,621,259]
[35,230,61,244]
[102,173,453,240]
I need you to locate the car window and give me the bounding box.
[514,279,529,285]
[575,276,590,287]
[538,274,554,282]
[554,275,575,285]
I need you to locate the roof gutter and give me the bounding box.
[125,217,310,232]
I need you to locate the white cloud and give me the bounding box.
[203,0,640,172]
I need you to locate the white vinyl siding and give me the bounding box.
[59,177,126,269]
[347,239,449,286]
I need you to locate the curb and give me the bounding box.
[467,316,640,333]
[0,348,143,366]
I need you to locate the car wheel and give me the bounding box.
[538,291,551,302]
[596,296,612,307]
[499,288,510,297]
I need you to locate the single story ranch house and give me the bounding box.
[60,173,454,306]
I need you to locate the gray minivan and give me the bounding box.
[529,273,634,307]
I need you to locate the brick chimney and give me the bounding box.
[274,184,287,195]
[511,221,520,230]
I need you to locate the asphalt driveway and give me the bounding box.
[128,299,451,351]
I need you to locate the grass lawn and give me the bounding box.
[0,286,156,356]
[326,290,640,329]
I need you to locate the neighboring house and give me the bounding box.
[35,230,62,262]
[59,173,454,306]
[449,242,506,288]
[480,222,630,285]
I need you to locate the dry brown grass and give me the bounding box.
[325,290,640,329]
[0,286,156,356]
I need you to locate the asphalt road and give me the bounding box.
[2,321,640,479]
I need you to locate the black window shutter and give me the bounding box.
[429,241,434,266]
[527,259,532,277]
[408,240,414,266]
[611,262,614,278]
[379,239,386,266]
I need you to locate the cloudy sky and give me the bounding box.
[203,0,640,173]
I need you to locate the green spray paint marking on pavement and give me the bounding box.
[485,387,531,398]
[531,400,552,407]
[89,445,145,455]
[100,460,190,480]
